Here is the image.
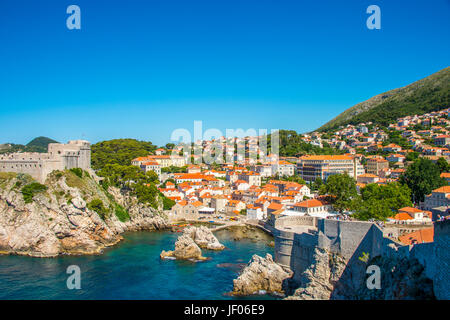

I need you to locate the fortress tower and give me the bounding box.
[0,140,91,183]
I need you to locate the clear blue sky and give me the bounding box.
[0,0,449,146]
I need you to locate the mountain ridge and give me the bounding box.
[317,67,450,132]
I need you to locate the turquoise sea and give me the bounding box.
[0,230,275,300]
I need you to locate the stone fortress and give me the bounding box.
[0,140,91,183]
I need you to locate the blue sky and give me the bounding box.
[0,0,449,146]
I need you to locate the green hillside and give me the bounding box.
[27,136,58,150]
[0,136,58,154]
[318,67,450,132]
[91,139,157,170]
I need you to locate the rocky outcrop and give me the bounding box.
[160,234,206,261]
[231,254,293,296]
[0,171,168,257]
[160,226,224,261]
[285,248,347,300]
[183,226,225,250]
[217,225,273,243]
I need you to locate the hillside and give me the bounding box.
[0,136,58,154]
[318,67,450,132]
[91,138,157,170]
[26,136,58,150]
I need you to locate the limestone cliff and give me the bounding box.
[0,171,168,257]
[231,254,293,296]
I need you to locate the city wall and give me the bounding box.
[273,216,450,299]
[0,140,91,183]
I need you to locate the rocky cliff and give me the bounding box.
[0,170,168,257]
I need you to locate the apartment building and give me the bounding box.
[366,158,389,175]
[296,155,363,182]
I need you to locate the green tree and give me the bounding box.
[319,173,357,212]
[436,157,450,173]
[399,158,447,203]
[91,139,156,170]
[311,177,323,191]
[352,182,412,221]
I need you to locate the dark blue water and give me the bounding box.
[0,230,274,300]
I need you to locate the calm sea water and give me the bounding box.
[0,230,275,300]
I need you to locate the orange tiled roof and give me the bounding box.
[433,186,450,193]
[399,227,434,245]
[268,202,284,210]
[294,199,327,208]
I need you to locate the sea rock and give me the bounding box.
[160,234,206,261]
[183,226,225,250]
[231,253,293,296]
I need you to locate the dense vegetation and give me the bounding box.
[399,158,447,204]
[268,130,343,157]
[91,139,157,170]
[318,67,450,131]
[319,173,357,213]
[352,183,412,221]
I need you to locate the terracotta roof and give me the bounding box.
[399,227,434,245]
[433,186,450,193]
[390,212,413,221]
[268,202,284,210]
[398,207,423,214]
[299,155,352,161]
[294,199,328,208]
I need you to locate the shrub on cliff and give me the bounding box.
[69,168,83,178]
[87,199,108,220]
[21,183,48,203]
[114,204,130,222]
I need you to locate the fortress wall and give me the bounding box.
[428,220,450,299]
[0,140,91,183]
[316,219,383,260]
[0,160,43,182]
[274,218,385,289]
[275,216,450,299]
[274,215,316,229]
